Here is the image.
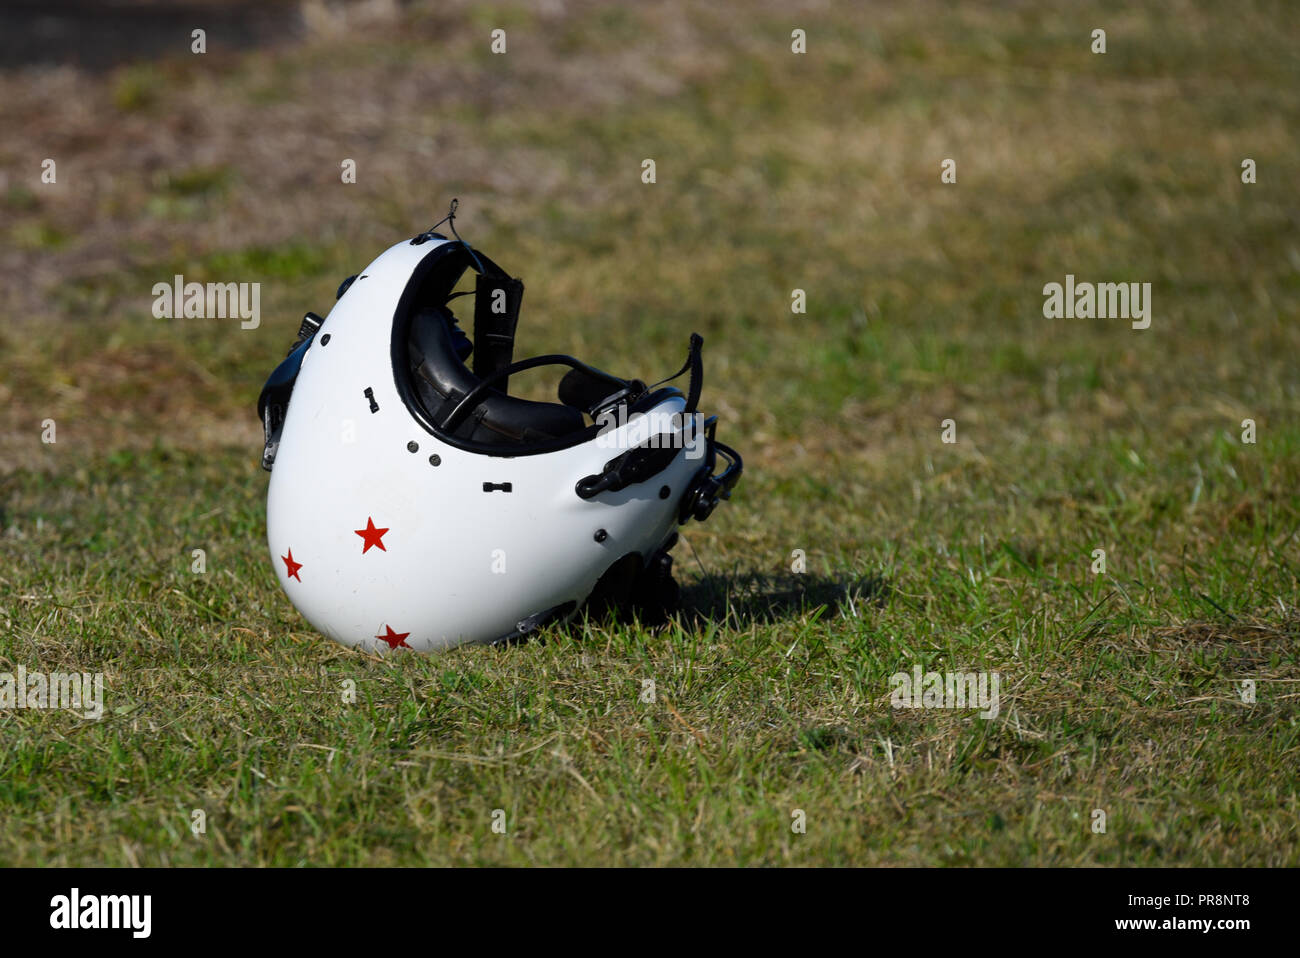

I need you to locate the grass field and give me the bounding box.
[1,0,1298,865]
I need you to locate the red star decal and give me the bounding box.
[376,625,411,649]
[281,548,303,582]
[354,517,389,554]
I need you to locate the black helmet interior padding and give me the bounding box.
[392,240,694,455]
[409,307,585,445]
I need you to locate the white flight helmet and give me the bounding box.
[257,213,742,652]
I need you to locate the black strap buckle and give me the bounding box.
[575,442,681,500]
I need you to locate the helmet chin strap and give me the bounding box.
[472,270,524,391]
[422,199,526,392]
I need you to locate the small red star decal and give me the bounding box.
[376,625,411,649]
[355,517,389,553]
[281,548,303,582]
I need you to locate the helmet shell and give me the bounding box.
[266,238,700,651]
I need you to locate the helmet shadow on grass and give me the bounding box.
[515,572,887,647]
[675,571,889,629]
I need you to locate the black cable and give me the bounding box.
[421,198,487,276]
[445,198,486,275]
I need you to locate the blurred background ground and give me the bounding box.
[0,0,1297,865]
